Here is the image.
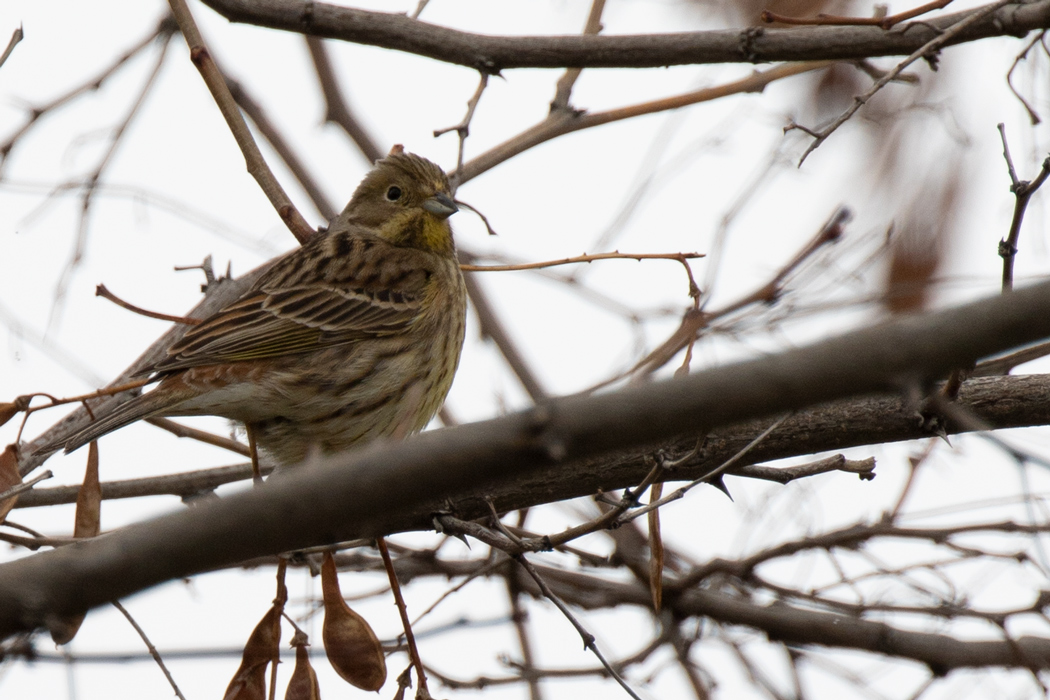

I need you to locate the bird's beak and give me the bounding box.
[423,193,458,219]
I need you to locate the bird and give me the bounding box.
[53,148,467,467]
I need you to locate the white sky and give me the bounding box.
[0,0,1049,698]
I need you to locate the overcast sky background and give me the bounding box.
[0,0,1048,698]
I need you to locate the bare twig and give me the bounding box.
[1006,30,1046,124]
[620,414,791,525]
[793,0,1013,164]
[0,470,52,504]
[146,418,251,457]
[305,36,383,164]
[0,18,169,168]
[622,208,849,383]
[113,600,187,700]
[457,61,833,183]
[550,0,607,111]
[460,251,704,272]
[0,25,23,71]
[997,124,1050,291]
[224,70,338,220]
[167,0,314,243]
[378,537,431,698]
[513,554,643,700]
[51,32,174,327]
[761,0,954,29]
[96,284,202,326]
[435,73,489,185]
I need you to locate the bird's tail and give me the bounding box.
[50,389,176,454]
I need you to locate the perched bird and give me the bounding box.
[55,149,467,466]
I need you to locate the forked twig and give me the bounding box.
[997,124,1050,291]
[793,0,1012,164]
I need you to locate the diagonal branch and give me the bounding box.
[3,281,1050,636]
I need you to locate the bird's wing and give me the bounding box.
[150,231,431,372]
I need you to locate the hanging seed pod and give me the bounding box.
[0,444,22,522]
[0,402,18,429]
[321,551,386,691]
[285,630,321,700]
[49,442,103,645]
[223,604,281,700]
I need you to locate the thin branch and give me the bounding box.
[0,470,52,504]
[997,124,1050,291]
[550,0,607,111]
[794,0,1013,164]
[113,600,187,700]
[378,537,431,698]
[622,207,849,383]
[146,418,252,457]
[435,72,489,185]
[456,61,833,184]
[167,0,314,243]
[96,284,202,325]
[761,0,954,29]
[620,415,790,526]
[1006,30,1046,124]
[223,69,338,221]
[0,18,170,168]
[460,251,704,273]
[0,25,23,71]
[51,33,174,327]
[513,554,643,700]
[304,36,383,164]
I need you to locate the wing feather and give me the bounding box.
[149,231,430,373]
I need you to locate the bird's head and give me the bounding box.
[338,147,458,257]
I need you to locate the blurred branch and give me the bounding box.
[0,17,171,168]
[200,0,1050,70]
[456,61,831,184]
[51,32,174,327]
[223,69,339,221]
[0,26,23,71]
[793,0,1012,163]
[304,36,383,164]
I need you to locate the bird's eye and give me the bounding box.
[386,186,402,201]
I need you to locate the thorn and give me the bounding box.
[708,475,734,501]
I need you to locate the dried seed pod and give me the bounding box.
[321,551,386,691]
[0,402,18,429]
[0,444,21,522]
[223,604,281,700]
[50,442,103,645]
[285,631,321,700]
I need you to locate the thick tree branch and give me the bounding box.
[199,0,1050,71]
[3,282,1050,637]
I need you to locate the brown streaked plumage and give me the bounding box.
[56,150,467,465]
